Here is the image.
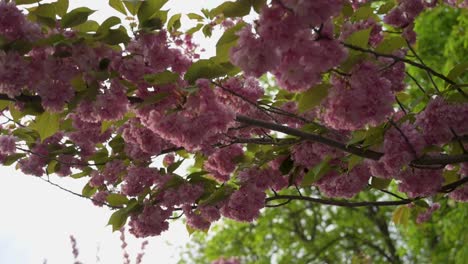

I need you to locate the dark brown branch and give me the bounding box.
[236,115,383,160]
[265,195,414,207]
[236,114,468,166]
[37,176,122,209]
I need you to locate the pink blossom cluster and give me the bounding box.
[231,3,347,92]
[368,122,426,179]
[90,160,127,187]
[291,137,372,198]
[121,118,173,162]
[0,51,30,97]
[292,140,343,169]
[140,80,235,151]
[76,81,129,122]
[67,114,112,156]
[158,183,204,207]
[398,168,444,198]
[183,204,211,231]
[121,167,161,197]
[215,77,264,114]
[0,1,42,42]
[204,144,244,182]
[92,191,109,207]
[220,166,290,221]
[315,164,371,198]
[18,144,49,176]
[221,185,266,222]
[323,61,395,130]
[415,97,468,145]
[0,135,16,154]
[114,31,190,84]
[128,204,172,238]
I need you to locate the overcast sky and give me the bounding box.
[0,1,225,263]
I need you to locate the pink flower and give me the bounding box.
[221,185,265,222]
[323,61,394,130]
[204,145,244,182]
[0,135,16,154]
[129,205,172,238]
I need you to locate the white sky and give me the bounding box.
[0,1,227,263]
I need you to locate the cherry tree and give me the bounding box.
[1,0,468,244]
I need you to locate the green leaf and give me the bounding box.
[167,159,184,173]
[202,24,213,37]
[215,21,246,62]
[136,92,169,109]
[55,0,69,17]
[211,0,251,18]
[301,156,333,186]
[199,185,234,206]
[186,23,204,35]
[137,0,168,23]
[344,28,372,49]
[70,168,92,179]
[347,155,363,171]
[30,112,60,142]
[392,205,410,227]
[186,223,196,236]
[167,13,182,32]
[97,16,121,35]
[106,194,129,207]
[3,154,26,166]
[109,0,127,15]
[82,183,97,198]
[250,0,266,13]
[279,156,294,175]
[31,3,57,19]
[443,169,460,185]
[445,62,468,88]
[375,36,406,54]
[187,13,204,21]
[47,160,59,174]
[108,208,129,231]
[124,0,142,16]
[109,136,125,155]
[351,5,376,22]
[185,58,239,84]
[0,99,10,111]
[414,200,430,209]
[98,26,130,45]
[61,7,95,28]
[298,83,330,113]
[144,70,179,85]
[73,20,100,32]
[370,177,392,189]
[139,10,168,30]
[16,0,41,4]
[377,2,396,15]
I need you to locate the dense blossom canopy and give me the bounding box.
[1,0,468,242]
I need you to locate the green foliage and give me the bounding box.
[185,58,239,84]
[29,112,60,142]
[61,7,95,28]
